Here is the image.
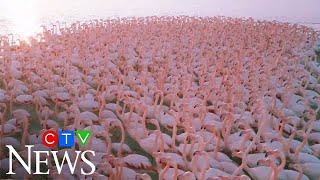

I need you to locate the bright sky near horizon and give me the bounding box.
[0,0,319,38]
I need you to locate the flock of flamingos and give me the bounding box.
[0,16,320,180]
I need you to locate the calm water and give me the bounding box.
[0,0,319,39]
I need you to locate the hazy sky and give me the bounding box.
[0,0,319,37]
[0,0,319,19]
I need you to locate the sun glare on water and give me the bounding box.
[2,0,39,40]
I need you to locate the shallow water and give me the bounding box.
[0,0,319,39]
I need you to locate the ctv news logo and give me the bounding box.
[6,129,96,175]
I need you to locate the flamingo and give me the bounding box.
[123,154,152,169]
[0,16,319,180]
[290,163,320,179]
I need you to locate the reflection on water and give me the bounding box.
[0,0,319,39]
[0,0,38,38]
